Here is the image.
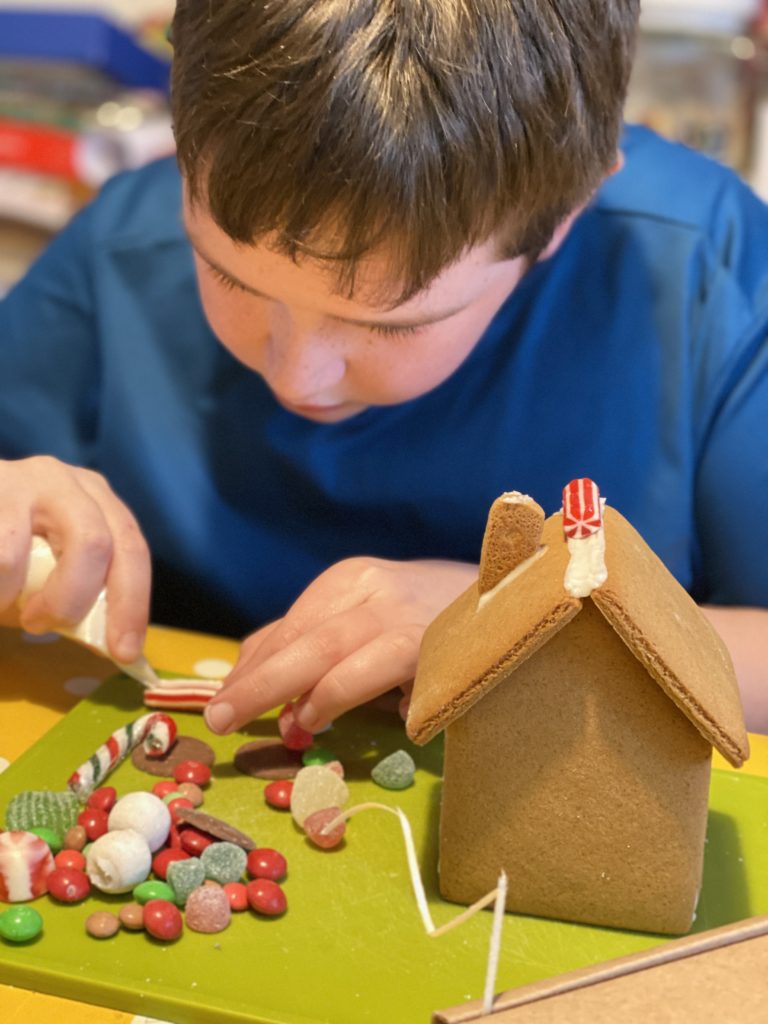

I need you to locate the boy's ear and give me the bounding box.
[537,150,625,262]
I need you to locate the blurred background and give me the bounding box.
[0,0,767,296]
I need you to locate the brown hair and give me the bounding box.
[171,0,639,303]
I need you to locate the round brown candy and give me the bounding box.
[63,825,87,851]
[176,782,204,807]
[131,735,215,777]
[119,902,145,931]
[234,740,303,780]
[86,911,121,939]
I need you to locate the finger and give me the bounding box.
[216,621,281,695]
[292,624,423,732]
[0,512,31,610]
[204,604,383,735]
[76,472,152,663]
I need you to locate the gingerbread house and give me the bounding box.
[406,482,749,935]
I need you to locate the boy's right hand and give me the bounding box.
[0,456,151,664]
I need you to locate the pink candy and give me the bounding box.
[184,884,232,933]
[278,703,314,752]
[304,807,346,849]
[0,830,55,903]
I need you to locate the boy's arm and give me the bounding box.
[701,606,768,734]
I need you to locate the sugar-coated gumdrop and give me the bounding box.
[0,905,43,942]
[143,898,183,941]
[185,884,232,933]
[5,791,80,836]
[166,856,205,905]
[246,878,287,916]
[264,780,293,810]
[201,841,247,885]
[371,749,416,790]
[304,807,346,849]
[278,703,314,752]
[290,765,349,828]
[47,867,90,903]
[108,792,171,852]
[0,831,55,902]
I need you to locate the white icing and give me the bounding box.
[477,546,548,610]
[564,528,607,597]
[500,491,535,505]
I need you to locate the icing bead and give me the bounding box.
[0,905,43,942]
[290,765,349,827]
[264,780,293,810]
[0,831,55,902]
[108,793,171,852]
[304,807,346,849]
[173,761,211,786]
[29,827,62,854]
[201,842,247,885]
[246,878,287,916]
[63,826,87,851]
[85,829,152,894]
[166,857,205,905]
[301,746,337,767]
[119,902,145,930]
[47,867,90,903]
[133,879,176,905]
[77,808,109,842]
[175,782,204,807]
[85,911,120,939]
[143,898,183,941]
[222,881,248,911]
[278,703,314,752]
[246,848,287,882]
[5,791,79,836]
[185,884,231,933]
[152,848,190,880]
[86,787,117,813]
[371,750,416,791]
[55,849,86,872]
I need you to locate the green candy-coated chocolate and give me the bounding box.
[0,906,44,943]
[301,747,337,767]
[29,826,63,854]
[133,880,176,905]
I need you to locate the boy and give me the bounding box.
[0,1,766,736]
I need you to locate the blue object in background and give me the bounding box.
[0,9,170,90]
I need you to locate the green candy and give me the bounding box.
[0,906,44,943]
[201,841,247,885]
[28,827,63,855]
[133,880,176,905]
[371,750,416,791]
[302,746,337,767]
[5,791,80,835]
[167,857,205,905]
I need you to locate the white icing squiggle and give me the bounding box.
[564,528,607,597]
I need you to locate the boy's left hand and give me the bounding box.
[203,557,477,735]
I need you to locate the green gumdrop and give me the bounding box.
[371,750,416,791]
[0,906,44,943]
[133,880,176,905]
[301,746,337,767]
[29,827,63,855]
[167,857,205,905]
[200,842,247,885]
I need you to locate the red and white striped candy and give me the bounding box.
[143,677,223,712]
[67,713,177,800]
[0,830,55,902]
[562,479,603,540]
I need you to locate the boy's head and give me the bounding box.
[171,0,640,421]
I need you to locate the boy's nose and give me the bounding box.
[265,311,347,402]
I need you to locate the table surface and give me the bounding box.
[1,623,767,1024]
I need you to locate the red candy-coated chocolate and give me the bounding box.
[54,849,86,873]
[263,779,293,810]
[76,808,109,842]
[167,824,183,850]
[152,780,180,799]
[222,881,249,912]
[143,898,183,941]
[246,848,287,882]
[172,760,211,786]
[152,848,190,880]
[278,703,314,752]
[246,878,287,916]
[178,826,214,856]
[166,797,194,825]
[86,786,117,813]
[304,807,346,849]
[47,867,91,903]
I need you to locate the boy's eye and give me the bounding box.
[368,322,425,339]
[209,266,247,293]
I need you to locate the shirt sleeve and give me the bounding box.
[0,203,101,465]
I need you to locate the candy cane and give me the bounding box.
[562,478,603,539]
[67,713,177,799]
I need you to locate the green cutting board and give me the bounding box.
[0,677,766,1024]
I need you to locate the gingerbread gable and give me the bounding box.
[406,506,748,767]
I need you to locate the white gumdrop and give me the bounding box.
[290,765,349,827]
[108,791,171,852]
[86,828,152,893]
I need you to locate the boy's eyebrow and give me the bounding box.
[186,237,470,329]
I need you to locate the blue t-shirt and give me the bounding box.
[1,126,767,635]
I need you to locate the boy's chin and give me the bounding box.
[276,397,367,423]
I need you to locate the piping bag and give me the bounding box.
[17,536,161,688]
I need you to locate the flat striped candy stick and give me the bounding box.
[143,677,223,712]
[67,712,177,799]
[562,478,603,539]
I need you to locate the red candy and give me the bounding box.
[86,787,117,813]
[152,848,190,880]
[152,780,180,799]
[304,807,346,849]
[246,878,287,916]
[562,478,603,539]
[143,898,183,941]
[166,797,194,825]
[264,780,293,810]
[168,825,183,850]
[172,760,211,786]
[54,849,86,873]
[77,808,109,842]
[278,703,314,752]
[178,827,214,856]
[246,848,287,882]
[47,867,91,903]
[222,881,249,912]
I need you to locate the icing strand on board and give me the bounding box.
[67,713,177,799]
[322,803,508,1014]
[562,478,608,598]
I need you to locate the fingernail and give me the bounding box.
[205,701,235,734]
[115,632,142,662]
[294,699,318,732]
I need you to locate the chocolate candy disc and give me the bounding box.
[234,740,303,780]
[131,735,215,777]
[174,808,256,851]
